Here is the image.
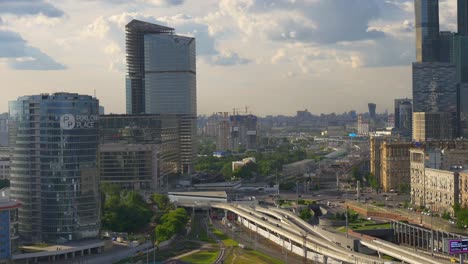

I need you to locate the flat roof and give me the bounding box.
[168,191,227,199]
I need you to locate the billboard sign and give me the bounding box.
[349,133,357,137]
[60,114,98,130]
[447,238,468,254]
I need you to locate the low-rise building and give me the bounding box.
[232,157,256,171]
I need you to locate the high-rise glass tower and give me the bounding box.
[394,99,412,128]
[9,93,100,243]
[459,0,468,36]
[414,0,440,62]
[125,19,196,174]
[125,19,196,116]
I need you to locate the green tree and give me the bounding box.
[299,209,312,221]
[102,191,152,232]
[155,208,189,243]
[151,194,170,211]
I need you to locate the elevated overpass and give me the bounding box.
[212,203,385,264]
[176,200,452,264]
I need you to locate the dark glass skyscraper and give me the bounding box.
[414,0,440,62]
[125,19,196,116]
[9,93,100,243]
[125,20,174,115]
[125,19,196,174]
[459,0,468,36]
[394,99,412,128]
[368,103,376,120]
[439,31,454,63]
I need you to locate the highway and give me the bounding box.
[209,203,453,264]
[212,203,384,264]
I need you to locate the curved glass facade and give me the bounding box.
[9,93,100,243]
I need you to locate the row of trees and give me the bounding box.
[154,208,189,243]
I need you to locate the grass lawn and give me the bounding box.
[352,223,392,230]
[180,250,219,264]
[212,228,238,247]
[224,248,284,264]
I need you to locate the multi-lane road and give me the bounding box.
[208,202,452,264]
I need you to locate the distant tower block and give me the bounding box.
[368,103,376,120]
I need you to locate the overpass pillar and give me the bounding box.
[416,229,420,248]
[323,255,328,264]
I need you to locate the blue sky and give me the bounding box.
[0,0,458,116]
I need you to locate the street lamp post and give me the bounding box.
[345,206,349,238]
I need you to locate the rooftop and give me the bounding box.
[126,19,174,33]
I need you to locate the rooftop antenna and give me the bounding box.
[93,89,96,98]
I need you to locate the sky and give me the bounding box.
[0,0,458,116]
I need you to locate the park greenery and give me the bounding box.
[195,142,309,180]
[155,208,189,243]
[453,203,468,229]
[101,187,152,233]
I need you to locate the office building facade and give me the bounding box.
[414,0,440,62]
[459,0,468,36]
[0,194,20,262]
[412,112,454,141]
[9,93,100,243]
[229,115,257,150]
[394,99,412,128]
[380,142,411,192]
[439,31,454,63]
[0,157,9,180]
[411,167,459,215]
[412,62,457,113]
[100,114,181,189]
[0,113,7,147]
[410,140,468,214]
[125,19,196,174]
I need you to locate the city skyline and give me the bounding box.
[0,0,459,116]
